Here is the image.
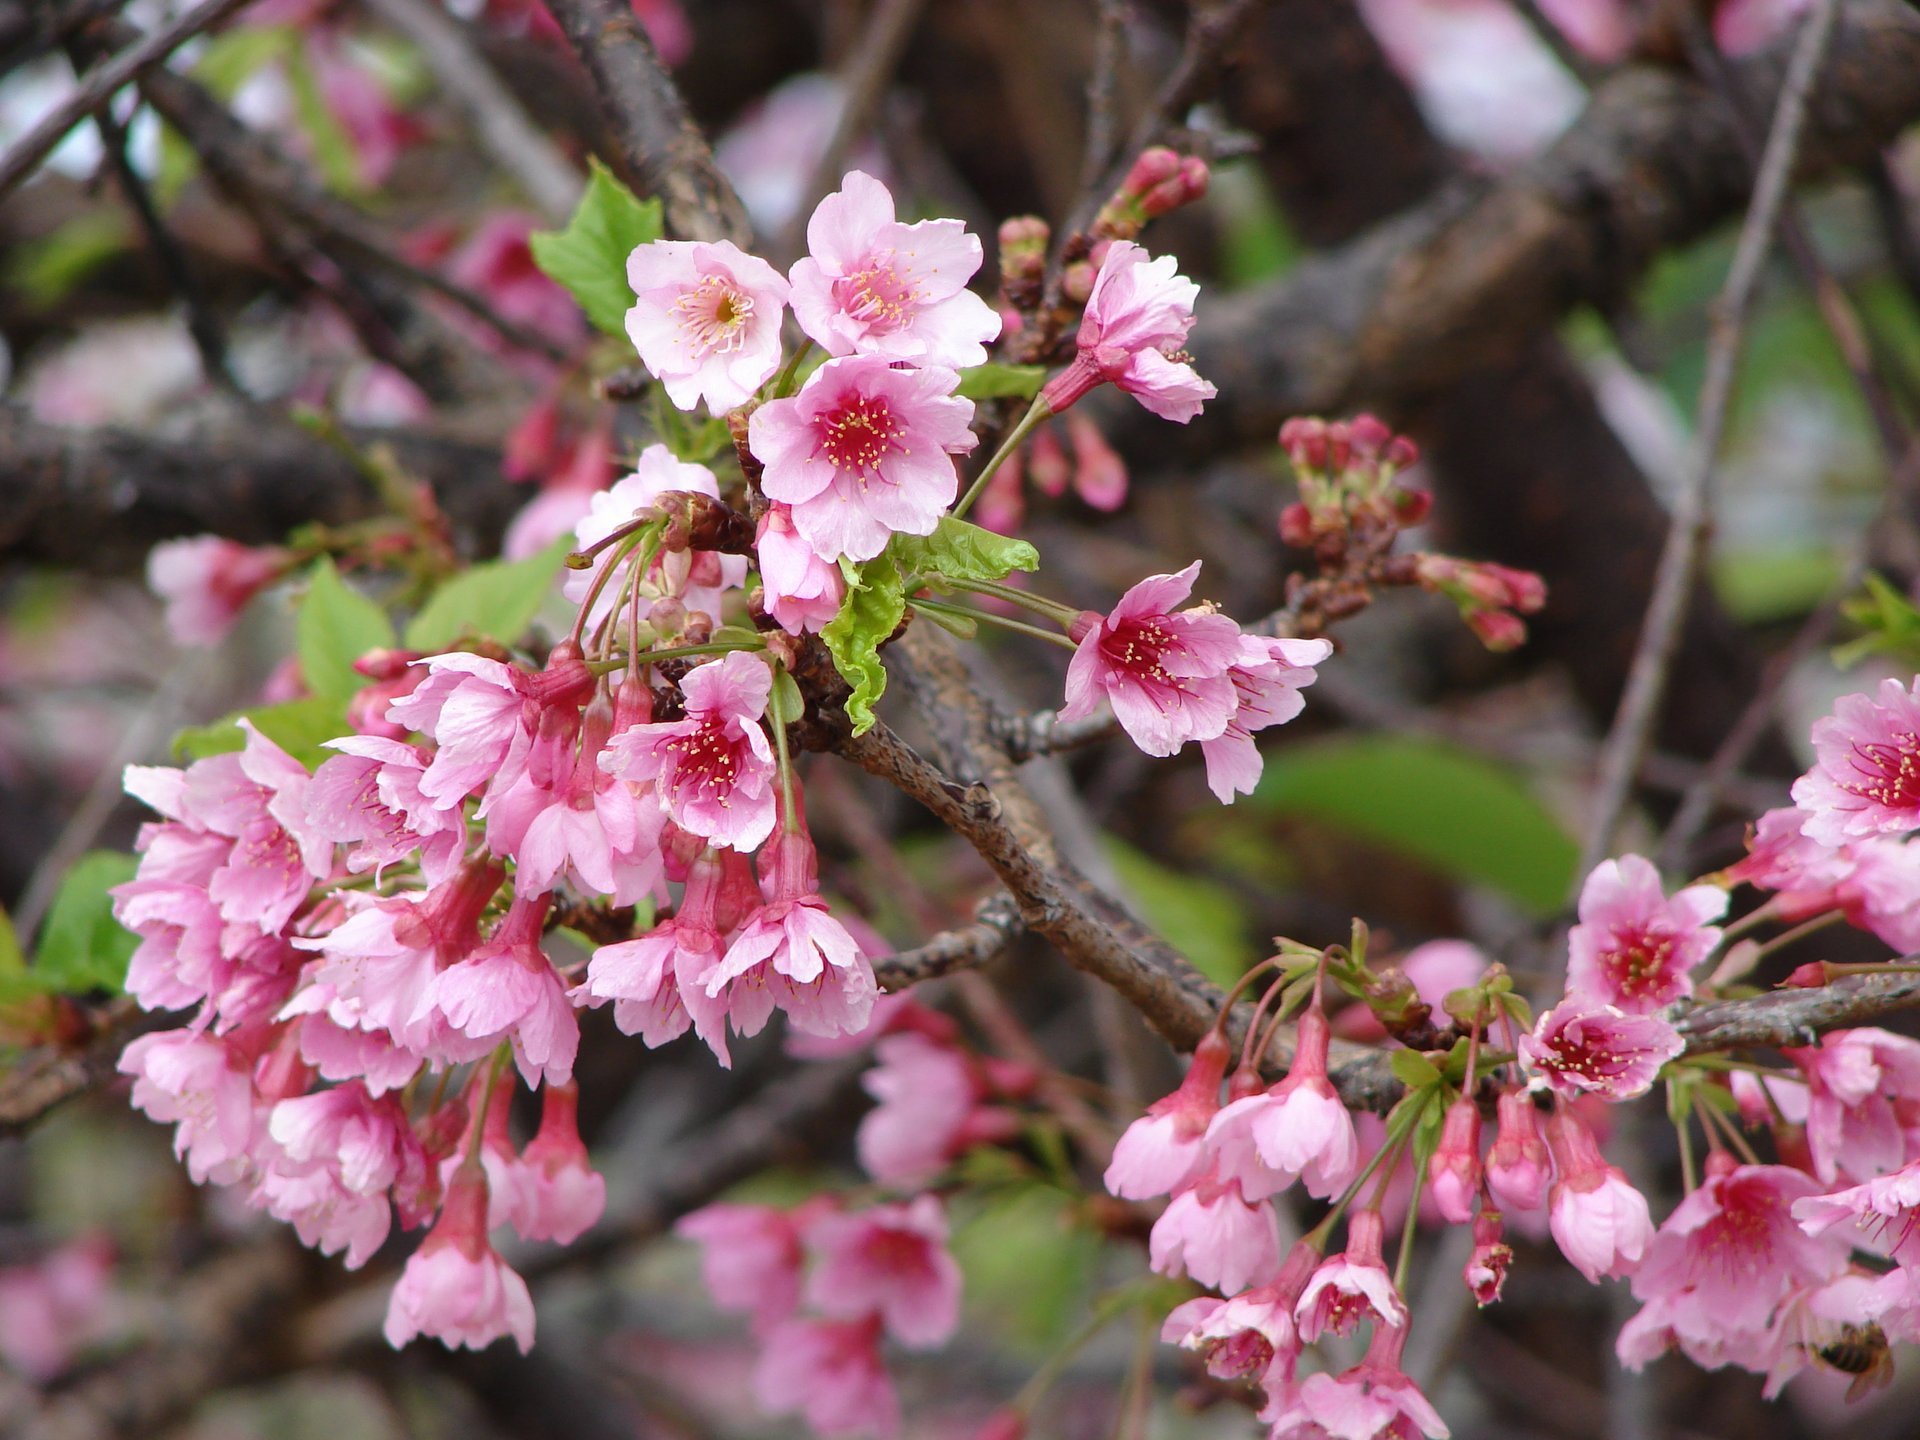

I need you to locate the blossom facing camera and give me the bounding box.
[624,238,790,413]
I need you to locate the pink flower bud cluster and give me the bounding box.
[1093,147,1211,240]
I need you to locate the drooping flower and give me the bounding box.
[1058,561,1245,759]
[1105,1028,1232,1200]
[805,1195,962,1349]
[147,536,289,646]
[258,1082,428,1268]
[118,1028,261,1186]
[1294,1209,1408,1342]
[581,848,733,1062]
[857,1031,979,1186]
[382,1166,535,1354]
[1464,1208,1511,1306]
[789,169,1000,367]
[1198,634,1334,802]
[1485,1089,1551,1213]
[1148,1162,1282,1296]
[1564,855,1726,1013]
[750,353,976,564]
[1425,1097,1482,1225]
[1793,677,1920,845]
[1545,1109,1654,1282]
[1205,1007,1359,1201]
[624,239,789,412]
[676,1201,810,1328]
[599,651,778,852]
[426,892,579,1088]
[754,1314,899,1440]
[1036,240,1215,423]
[757,502,847,634]
[1162,1241,1318,1393]
[1263,1321,1450,1440]
[1783,1027,1920,1184]
[502,1082,605,1245]
[1520,1000,1683,1102]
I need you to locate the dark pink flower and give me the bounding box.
[1263,1321,1450,1440]
[1036,241,1215,423]
[677,1201,808,1328]
[805,1195,962,1349]
[1545,1110,1654,1282]
[1294,1209,1407,1342]
[1148,1162,1282,1296]
[1198,634,1333,802]
[1058,561,1245,758]
[445,213,584,352]
[582,849,733,1062]
[1793,677,1920,845]
[427,893,578,1087]
[1425,1098,1482,1225]
[788,170,1000,368]
[1104,1028,1232,1200]
[754,1314,899,1440]
[1485,1090,1551,1213]
[1520,1000,1682,1101]
[750,353,976,564]
[1205,1008,1359,1201]
[1564,855,1726,1013]
[1783,1027,1920,1184]
[599,651,778,852]
[383,1167,535,1353]
[1162,1242,1317,1394]
[147,536,288,646]
[1464,1208,1511,1306]
[856,1032,978,1186]
[757,503,847,634]
[624,239,789,412]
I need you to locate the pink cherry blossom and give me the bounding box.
[306,735,463,884]
[1485,1090,1551,1213]
[1294,1209,1408,1342]
[147,536,288,646]
[1465,1208,1511,1306]
[1104,1028,1231,1200]
[1059,561,1246,758]
[445,213,584,354]
[1564,855,1726,1013]
[1198,634,1334,802]
[757,502,847,633]
[582,849,734,1062]
[755,1315,899,1440]
[857,1031,979,1186]
[1148,1162,1282,1296]
[1792,1157,1920,1255]
[1205,1008,1359,1201]
[750,353,976,564]
[0,1235,116,1384]
[1520,1000,1683,1102]
[1264,1321,1450,1440]
[1162,1241,1318,1395]
[1425,1097,1482,1225]
[788,170,1000,368]
[383,1167,535,1354]
[119,1028,260,1186]
[294,1012,423,1097]
[505,1083,605,1244]
[624,239,789,412]
[707,828,877,1040]
[1037,240,1215,423]
[805,1195,962,1349]
[1783,1027,1920,1184]
[428,893,578,1087]
[258,1083,427,1268]
[677,1201,809,1328]
[599,651,778,852]
[1734,806,1920,953]
[1792,677,1920,845]
[1545,1109,1654,1282]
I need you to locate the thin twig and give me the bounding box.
[1576,0,1842,886]
[1506,0,1599,86]
[362,0,582,223]
[873,892,1024,990]
[1075,0,1132,203]
[0,0,259,197]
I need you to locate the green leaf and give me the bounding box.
[4,211,134,309]
[1102,838,1252,987]
[1253,736,1578,915]
[192,24,292,98]
[403,535,571,652]
[1712,544,1842,625]
[890,516,1039,586]
[1836,571,1920,670]
[767,665,805,728]
[955,363,1047,401]
[528,158,664,336]
[32,852,139,995]
[0,906,22,977]
[821,556,907,735]
[950,1184,1101,1351]
[172,697,347,771]
[285,51,366,196]
[298,558,396,701]
[1390,1048,1443,1091]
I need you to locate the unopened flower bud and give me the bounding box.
[1486,1090,1550,1213]
[1467,610,1528,652]
[1391,486,1432,526]
[1278,501,1317,549]
[1027,424,1071,497]
[1464,1208,1511,1305]
[1061,259,1096,304]
[1427,1097,1483,1224]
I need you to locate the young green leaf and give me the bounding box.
[1389,1048,1444,1092]
[955,363,1047,401]
[767,664,805,729]
[32,851,139,995]
[821,556,907,735]
[890,516,1039,586]
[172,698,348,771]
[297,558,396,701]
[528,159,664,336]
[403,535,572,652]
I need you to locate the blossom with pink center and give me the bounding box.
[561,445,747,629]
[1162,1243,1317,1394]
[306,735,463,885]
[677,1201,809,1328]
[1148,1162,1282,1296]
[1793,677,1920,845]
[805,1195,962,1349]
[581,849,734,1062]
[1564,855,1726,1013]
[496,1082,604,1245]
[757,502,847,633]
[755,1315,899,1440]
[1485,1090,1551,1213]
[788,170,1000,368]
[599,651,778,852]
[427,893,578,1087]
[383,1167,535,1354]
[1036,240,1215,423]
[1263,1322,1450,1440]
[1618,1157,1845,1373]
[856,1031,979,1185]
[1205,1008,1359,1201]
[1520,1000,1683,1101]
[1783,1026,1920,1184]
[1294,1209,1408,1342]
[147,536,289,646]
[258,1083,428,1267]
[1792,1157,1920,1257]
[708,827,878,1040]
[119,1028,261,1186]
[1198,634,1334,802]
[1105,1028,1232,1200]
[1058,561,1246,758]
[624,239,789,412]
[1425,1098,1482,1225]
[1545,1109,1654,1282]
[749,353,976,564]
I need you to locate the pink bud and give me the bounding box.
[1426,1097,1483,1224]
[1464,1208,1510,1305]
[1278,501,1316,548]
[1486,1090,1550,1213]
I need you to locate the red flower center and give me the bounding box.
[818,393,905,473]
[1842,733,1920,812]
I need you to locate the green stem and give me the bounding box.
[1308,1092,1429,1249]
[770,663,798,833]
[951,395,1052,522]
[944,575,1084,626]
[1742,908,1846,967]
[1008,1280,1163,1418]
[770,339,817,399]
[911,597,1078,651]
